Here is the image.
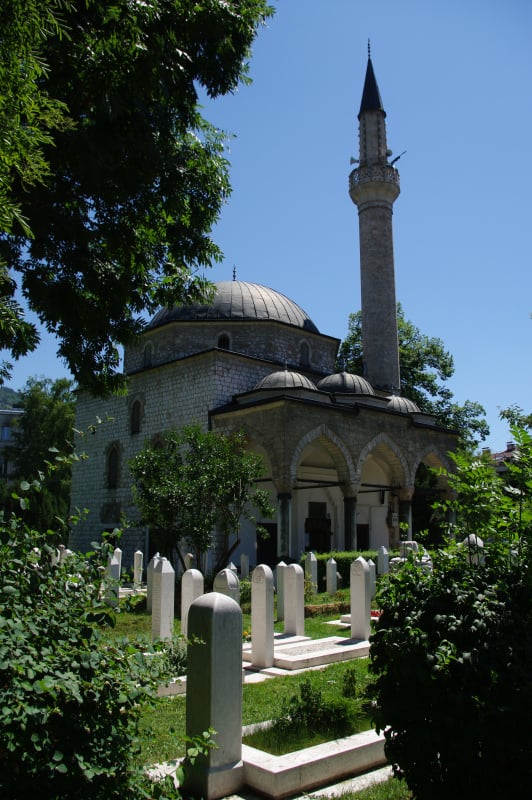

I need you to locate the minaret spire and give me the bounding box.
[349,50,401,394]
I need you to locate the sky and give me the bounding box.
[5,0,532,452]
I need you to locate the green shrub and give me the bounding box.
[0,513,172,799]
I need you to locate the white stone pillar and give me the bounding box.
[377,545,389,575]
[368,558,376,599]
[133,550,143,588]
[284,563,305,637]
[105,553,120,608]
[213,568,240,605]
[326,557,337,596]
[305,551,318,595]
[113,547,122,578]
[184,552,194,571]
[181,568,204,639]
[146,552,161,614]
[350,556,371,641]
[184,592,244,800]
[151,557,175,642]
[251,564,274,669]
[275,561,287,621]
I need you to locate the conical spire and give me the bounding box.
[358,56,384,117]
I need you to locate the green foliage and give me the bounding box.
[368,420,532,800]
[130,425,274,573]
[337,305,489,449]
[0,511,178,799]
[1,377,75,532]
[1,0,274,394]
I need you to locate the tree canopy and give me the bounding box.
[336,305,489,449]
[0,0,273,394]
[130,425,273,573]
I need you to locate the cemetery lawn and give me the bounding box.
[136,658,371,766]
[332,778,412,800]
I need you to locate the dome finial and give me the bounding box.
[368,38,371,59]
[232,265,237,281]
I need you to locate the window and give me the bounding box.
[217,333,230,350]
[1,425,11,442]
[300,341,310,366]
[143,342,153,368]
[107,446,120,489]
[130,400,142,435]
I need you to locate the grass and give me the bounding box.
[329,778,412,800]
[136,658,371,766]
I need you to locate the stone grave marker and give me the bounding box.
[133,550,143,588]
[275,561,286,621]
[146,552,161,614]
[213,568,240,605]
[251,564,274,668]
[377,545,389,575]
[326,556,337,595]
[151,556,175,642]
[350,556,371,641]
[305,551,318,595]
[181,568,204,639]
[284,563,305,637]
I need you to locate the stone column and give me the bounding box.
[398,487,415,540]
[284,563,305,637]
[184,593,243,800]
[326,557,337,596]
[151,557,175,642]
[343,495,357,551]
[275,560,287,621]
[350,556,371,641]
[251,564,274,669]
[277,492,292,559]
[181,568,204,639]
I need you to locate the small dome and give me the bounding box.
[317,371,374,395]
[387,395,420,413]
[254,370,317,391]
[148,280,319,333]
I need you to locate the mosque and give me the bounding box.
[70,55,457,569]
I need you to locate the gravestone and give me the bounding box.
[251,564,274,669]
[146,552,161,614]
[227,561,238,575]
[184,592,243,799]
[105,553,120,608]
[399,540,419,559]
[350,556,371,641]
[184,552,194,571]
[113,547,122,578]
[326,557,337,595]
[133,550,143,588]
[151,557,175,642]
[461,533,485,565]
[275,561,287,621]
[368,558,376,599]
[240,553,250,580]
[181,568,204,639]
[305,551,318,595]
[284,563,305,637]
[213,568,240,605]
[377,545,389,575]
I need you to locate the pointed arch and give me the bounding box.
[356,433,410,487]
[290,424,357,487]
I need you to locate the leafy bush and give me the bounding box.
[368,422,532,800]
[0,512,173,799]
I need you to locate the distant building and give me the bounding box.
[0,409,23,481]
[70,54,458,569]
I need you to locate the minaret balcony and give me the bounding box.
[349,164,400,190]
[349,164,400,206]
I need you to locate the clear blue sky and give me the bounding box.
[6,0,532,452]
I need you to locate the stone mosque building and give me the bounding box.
[70,55,457,569]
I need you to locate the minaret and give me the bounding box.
[349,47,401,393]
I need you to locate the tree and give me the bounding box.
[336,305,489,449]
[0,0,274,394]
[2,376,75,532]
[130,425,274,573]
[368,422,532,800]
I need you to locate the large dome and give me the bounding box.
[254,369,317,391]
[148,280,319,333]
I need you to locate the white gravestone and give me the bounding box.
[181,568,204,639]
[240,553,250,580]
[184,552,194,571]
[133,550,143,588]
[184,592,243,800]
[105,553,120,608]
[151,557,175,642]
[399,540,419,559]
[113,547,122,578]
[368,558,377,599]
[350,556,371,641]
[251,564,274,669]
[305,551,318,595]
[146,552,161,614]
[284,563,305,637]
[326,557,337,596]
[377,546,389,575]
[275,561,287,621]
[213,568,240,605]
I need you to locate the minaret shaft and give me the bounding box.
[349,58,401,393]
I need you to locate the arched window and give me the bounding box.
[300,341,310,367]
[107,446,120,489]
[217,333,230,350]
[130,399,142,435]
[143,342,153,368]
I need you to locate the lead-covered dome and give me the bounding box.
[254,370,317,391]
[317,371,374,395]
[387,395,420,413]
[148,280,319,333]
